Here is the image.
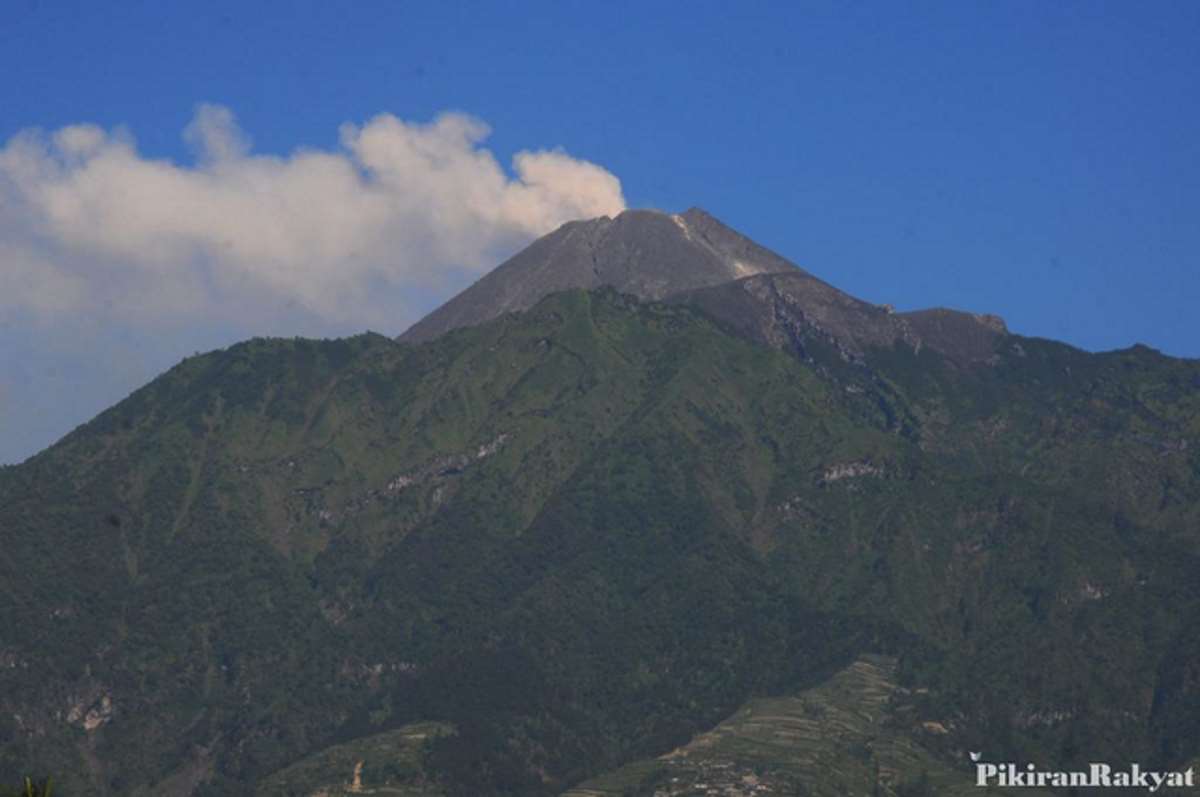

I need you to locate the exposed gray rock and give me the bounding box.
[400,205,1008,367]
[399,208,797,342]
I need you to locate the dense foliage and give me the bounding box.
[1,289,1197,795]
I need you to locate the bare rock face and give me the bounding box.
[400,205,1008,365]
[398,207,798,343]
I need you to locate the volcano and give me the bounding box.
[2,206,1197,796]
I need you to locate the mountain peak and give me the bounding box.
[398,206,1008,366]
[399,207,800,343]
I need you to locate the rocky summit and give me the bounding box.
[402,207,1009,370]
[399,207,800,342]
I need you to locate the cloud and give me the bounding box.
[0,104,626,331]
[0,105,625,464]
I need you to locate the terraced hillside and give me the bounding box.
[568,656,1054,797]
[256,722,450,797]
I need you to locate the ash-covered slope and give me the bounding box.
[399,207,798,343]
[401,206,1011,369]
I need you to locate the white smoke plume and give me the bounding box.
[0,106,626,464]
[0,104,626,329]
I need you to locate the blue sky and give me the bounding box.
[1,1,1198,463]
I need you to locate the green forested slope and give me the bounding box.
[1,288,1197,795]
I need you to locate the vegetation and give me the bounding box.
[0,288,1197,795]
[567,656,1055,796]
[0,778,53,797]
